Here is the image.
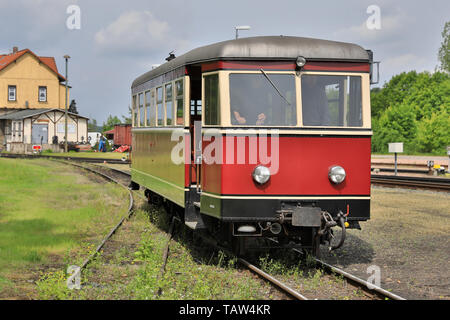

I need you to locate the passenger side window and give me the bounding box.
[157,87,164,126]
[175,79,184,126]
[165,83,173,125]
[132,95,138,127]
[145,91,151,127]
[148,90,156,126]
[204,74,220,125]
[139,93,145,127]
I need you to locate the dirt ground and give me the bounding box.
[320,186,450,300]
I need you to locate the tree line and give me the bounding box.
[371,21,449,155]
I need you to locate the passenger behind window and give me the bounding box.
[231,76,268,125]
[302,76,330,126]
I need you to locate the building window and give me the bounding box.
[204,74,220,125]
[38,86,47,102]
[8,85,16,101]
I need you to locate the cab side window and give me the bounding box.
[204,74,220,125]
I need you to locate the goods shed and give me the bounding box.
[0,108,88,153]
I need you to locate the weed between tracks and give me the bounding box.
[253,249,366,300]
[35,199,275,300]
[35,197,368,300]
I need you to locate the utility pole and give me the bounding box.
[64,55,70,153]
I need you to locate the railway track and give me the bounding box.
[81,163,410,300]
[0,152,130,164]
[371,175,450,192]
[62,160,406,300]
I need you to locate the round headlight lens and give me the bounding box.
[328,166,346,184]
[296,56,306,67]
[252,165,271,184]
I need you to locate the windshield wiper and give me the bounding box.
[260,68,291,105]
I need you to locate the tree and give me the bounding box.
[416,110,450,154]
[371,71,450,154]
[68,99,78,114]
[88,118,99,132]
[102,115,122,132]
[122,105,132,124]
[438,21,450,73]
[372,103,417,153]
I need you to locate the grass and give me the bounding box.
[0,158,129,298]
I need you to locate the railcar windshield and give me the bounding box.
[301,74,362,127]
[229,73,296,126]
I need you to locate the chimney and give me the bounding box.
[12,46,18,54]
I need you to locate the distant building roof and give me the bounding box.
[0,108,88,120]
[0,49,65,81]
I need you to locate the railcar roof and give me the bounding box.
[132,36,369,88]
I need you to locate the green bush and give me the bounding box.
[371,71,450,155]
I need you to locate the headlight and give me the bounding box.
[328,166,346,184]
[252,165,271,184]
[296,56,306,67]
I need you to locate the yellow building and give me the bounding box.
[0,47,68,110]
[0,47,88,153]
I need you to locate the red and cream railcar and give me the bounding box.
[130,36,374,255]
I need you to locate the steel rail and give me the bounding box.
[371,175,450,191]
[274,241,408,300]
[313,258,406,300]
[237,256,308,300]
[155,217,177,297]
[192,233,309,300]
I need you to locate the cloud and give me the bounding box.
[94,10,186,57]
[333,7,410,45]
[382,54,428,73]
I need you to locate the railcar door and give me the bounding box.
[188,66,202,187]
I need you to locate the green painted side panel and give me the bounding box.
[131,128,187,207]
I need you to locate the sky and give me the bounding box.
[0,0,448,124]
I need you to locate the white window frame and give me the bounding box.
[8,85,16,101]
[39,86,47,102]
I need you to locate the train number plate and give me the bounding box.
[291,207,322,227]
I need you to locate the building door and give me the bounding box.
[32,124,48,144]
[11,120,23,142]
